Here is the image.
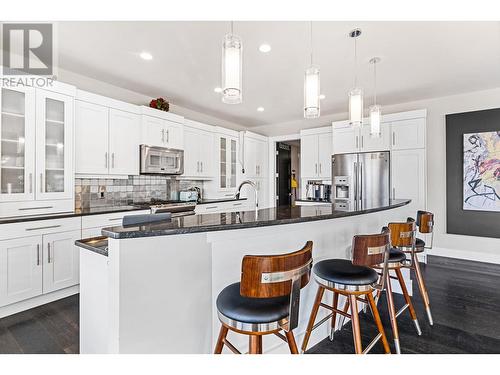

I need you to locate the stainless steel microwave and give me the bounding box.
[139,145,184,175]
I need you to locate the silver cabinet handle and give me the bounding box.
[105,152,108,168]
[111,153,115,168]
[26,224,61,231]
[361,136,364,149]
[196,161,199,173]
[108,217,123,221]
[19,206,53,211]
[161,129,165,143]
[206,206,218,210]
[319,163,322,174]
[200,161,203,173]
[36,244,40,266]
[166,129,169,143]
[40,173,43,193]
[392,131,396,146]
[356,135,359,149]
[29,173,33,194]
[47,243,52,263]
[393,187,396,199]
[233,202,243,206]
[315,163,318,175]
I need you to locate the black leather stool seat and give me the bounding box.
[216,282,290,324]
[388,248,406,263]
[313,259,378,286]
[416,238,425,247]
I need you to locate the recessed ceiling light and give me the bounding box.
[319,94,326,100]
[259,44,271,53]
[257,107,265,112]
[139,51,153,60]
[214,87,223,93]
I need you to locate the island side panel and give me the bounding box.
[208,207,408,354]
[108,233,212,353]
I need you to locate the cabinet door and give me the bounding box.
[317,133,332,179]
[244,137,258,178]
[391,149,426,213]
[75,101,109,175]
[300,134,318,178]
[360,122,391,152]
[198,130,214,178]
[164,121,184,150]
[255,139,268,178]
[35,90,74,200]
[228,137,238,189]
[42,230,80,293]
[183,126,201,177]
[0,86,36,202]
[142,115,165,147]
[391,118,425,150]
[218,135,238,190]
[0,235,42,307]
[109,109,140,175]
[332,127,359,154]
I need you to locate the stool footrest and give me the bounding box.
[312,312,334,331]
[363,332,383,354]
[319,303,352,319]
[274,331,287,343]
[223,338,241,354]
[396,303,409,318]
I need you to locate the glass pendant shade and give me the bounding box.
[349,88,363,127]
[222,33,242,104]
[369,105,381,138]
[304,65,320,119]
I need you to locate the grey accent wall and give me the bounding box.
[446,109,500,239]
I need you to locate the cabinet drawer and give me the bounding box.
[0,199,74,219]
[0,217,81,241]
[81,210,150,229]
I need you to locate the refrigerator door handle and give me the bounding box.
[353,161,358,203]
[359,162,363,209]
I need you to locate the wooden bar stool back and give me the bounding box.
[415,210,434,250]
[214,241,313,354]
[301,228,392,354]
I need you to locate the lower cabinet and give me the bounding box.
[0,229,80,308]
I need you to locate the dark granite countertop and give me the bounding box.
[295,199,332,204]
[102,199,411,240]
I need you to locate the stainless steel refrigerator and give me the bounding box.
[331,151,390,210]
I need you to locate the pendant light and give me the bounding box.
[369,57,382,138]
[222,21,242,104]
[304,21,320,119]
[348,28,363,127]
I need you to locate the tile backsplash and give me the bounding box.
[75,176,203,209]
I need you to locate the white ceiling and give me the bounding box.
[57,21,500,128]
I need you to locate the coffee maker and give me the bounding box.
[305,181,332,202]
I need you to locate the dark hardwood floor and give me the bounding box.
[0,255,499,354]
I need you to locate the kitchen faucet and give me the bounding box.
[234,180,259,209]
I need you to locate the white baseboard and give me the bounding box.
[0,285,79,319]
[427,247,500,265]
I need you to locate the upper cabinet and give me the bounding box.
[301,127,332,179]
[0,83,76,218]
[75,91,141,177]
[244,132,268,179]
[183,120,215,179]
[218,132,238,190]
[390,117,425,150]
[140,106,184,150]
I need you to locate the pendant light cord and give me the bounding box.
[230,21,234,35]
[310,21,313,66]
[354,36,358,88]
[373,60,377,106]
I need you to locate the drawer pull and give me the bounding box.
[37,244,40,266]
[19,206,54,211]
[108,217,123,221]
[233,203,242,206]
[206,206,218,210]
[26,224,62,231]
[47,243,52,263]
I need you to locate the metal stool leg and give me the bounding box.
[395,268,422,335]
[412,252,433,326]
[300,286,325,353]
[337,296,350,335]
[329,292,339,340]
[385,271,401,354]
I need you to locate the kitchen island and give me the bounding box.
[77,199,412,354]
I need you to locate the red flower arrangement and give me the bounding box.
[149,97,170,112]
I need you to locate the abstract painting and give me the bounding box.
[463,131,500,211]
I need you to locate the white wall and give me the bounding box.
[253,88,500,263]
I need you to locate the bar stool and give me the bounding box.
[374,220,422,354]
[301,228,392,354]
[404,211,435,326]
[214,241,313,354]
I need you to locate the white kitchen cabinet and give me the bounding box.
[360,123,391,152]
[332,124,358,155]
[391,118,426,150]
[217,134,238,191]
[300,128,332,179]
[42,230,80,293]
[391,149,426,213]
[75,101,109,175]
[141,111,184,150]
[183,124,214,179]
[332,121,390,154]
[0,235,42,307]
[109,109,141,175]
[244,135,268,179]
[76,101,140,176]
[0,86,36,203]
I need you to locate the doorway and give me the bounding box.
[275,140,301,206]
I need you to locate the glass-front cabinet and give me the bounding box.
[35,90,73,200]
[0,87,74,207]
[218,134,238,191]
[0,87,36,202]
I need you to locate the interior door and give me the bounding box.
[276,142,292,206]
[0,235,42,307]
[0,86,36,202]
[35,90,74,200]
[42,230,80,293]
[75,101,109,175]
[109,109,140,175]
[359,151,390,208]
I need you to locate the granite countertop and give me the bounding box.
[102,199,411,240]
